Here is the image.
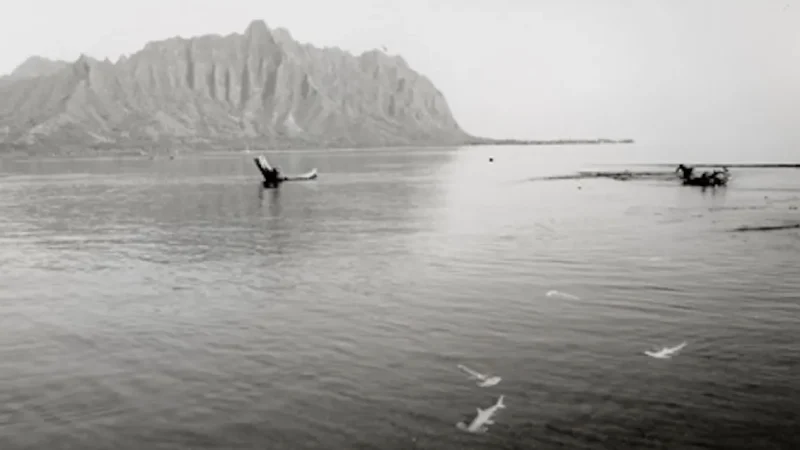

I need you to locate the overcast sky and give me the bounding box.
[0,0,798,151]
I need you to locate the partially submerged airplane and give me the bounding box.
[253,154,318,188]
[644,341,687,359]
[457,364,502,387]
[456,395,506,433]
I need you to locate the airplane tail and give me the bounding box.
[496,395,506,409]
[257,155,273,171]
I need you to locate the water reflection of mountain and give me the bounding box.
[0,150,460,271]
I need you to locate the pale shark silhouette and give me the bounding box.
[644,341,687,359]
[457,395,506,433]
[546,290,580,300]
[457,364,502,387]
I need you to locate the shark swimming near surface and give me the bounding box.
[456,395,506,433]
[546,290,581,300]
[457,364,502,387]
[644,341,687,359]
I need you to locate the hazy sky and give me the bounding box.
[1,0,798,151]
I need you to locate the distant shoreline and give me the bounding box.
[465,138,635,146]
[0,137,637,159]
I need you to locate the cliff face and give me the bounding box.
[0,20,470,153]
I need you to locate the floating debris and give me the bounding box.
[675,164,730,187]
[730,223,800,232]
[526,171,677,183]
[624,163,800,169]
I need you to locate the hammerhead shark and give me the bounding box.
[457,364,502,387]
[644,341,687,359]
[457,395,506,433]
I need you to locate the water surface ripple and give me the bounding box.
[1,145,799,449]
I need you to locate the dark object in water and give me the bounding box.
[254,156,282,188]
[730,223,800,232]
[630,163,800,169]
[675,164,694,180]
[253,155,318,188]
[675,164,730,187]
[576,170,638,181]
[489,157,494,162]
[611,171,633,181]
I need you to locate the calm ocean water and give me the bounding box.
[1,144,799,449]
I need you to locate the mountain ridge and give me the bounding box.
[0,19,475,154]
[0,56,71,84]
[0,20,635,156]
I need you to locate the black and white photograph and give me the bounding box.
[1,1,798,448]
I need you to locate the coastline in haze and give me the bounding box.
[0,18,638,157]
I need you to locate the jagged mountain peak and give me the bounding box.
[5,55,70,81]
[0,19,470,153]
[244,19,271,37]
